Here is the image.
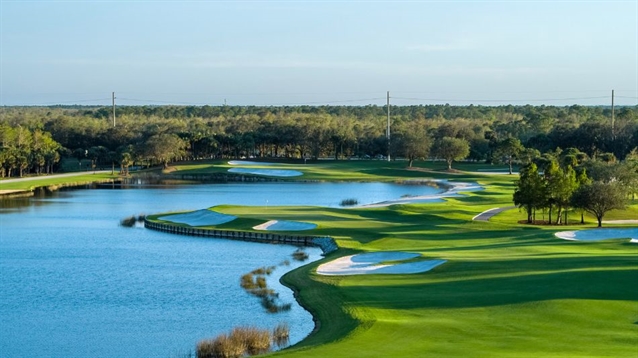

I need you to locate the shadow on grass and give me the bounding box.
[340,256,638,310]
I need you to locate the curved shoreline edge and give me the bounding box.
[144,219,338,255]
[144,218,340,351]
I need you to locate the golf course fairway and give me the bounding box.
[156,161,638,357]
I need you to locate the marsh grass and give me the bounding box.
[292,249,309,261]
[120,214,146,227]
[196,325,289,357]
[272,323,290,348]
[232,327,271,355]
[251,266,276,275]
[261,296,292,313]
[241,266,291,314]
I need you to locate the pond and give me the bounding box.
[0,181,445,357]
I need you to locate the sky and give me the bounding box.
[1,0,637,107]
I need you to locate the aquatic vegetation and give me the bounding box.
[119,214,145,227]
[291,249,309,261]
[240,266,291,314]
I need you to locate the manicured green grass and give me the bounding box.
[13,159,636,356]
[168,159,520,183]
[158,161,637,357]
[0,173,119,191]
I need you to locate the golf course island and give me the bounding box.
[142,160,638,358]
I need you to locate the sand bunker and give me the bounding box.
[555,227,638,243]
[317,251,447,275]
[158,209,237,226]
[228,167,303,177]
[253,220,317,231]
[360,180,483,207]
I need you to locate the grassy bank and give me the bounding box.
[0,172,119,193]
[156,160,637,357]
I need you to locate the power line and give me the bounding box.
[6,98,112,106]
[391,96,609,103]
[274,97,386,106]
[117,97,208,106]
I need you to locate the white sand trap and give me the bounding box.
[603,220,638,224]
[317,251,447,276]
[360,180,483,207]
[228,167,303,177]
[253,220,317,231]
[228,160,277,166]
[158,209,237,226]
[555,227,638,243]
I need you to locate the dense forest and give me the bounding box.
[0,104,636,177]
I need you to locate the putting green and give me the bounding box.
[316,251,447,275]
[253,220,317,231]
[157,209,237,226]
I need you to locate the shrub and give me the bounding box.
[339,198,359,206]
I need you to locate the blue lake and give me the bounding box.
[0,181,444,357]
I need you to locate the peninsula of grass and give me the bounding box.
[0,172,119,193]
[145,161,637,357]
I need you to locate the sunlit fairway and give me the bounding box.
[9,159,636,357]
[161,161,638,357]
[0,172,118,192]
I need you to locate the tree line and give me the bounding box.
[0,104,636,178]
[514,147,637,227]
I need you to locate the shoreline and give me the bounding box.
[357,179,483,207]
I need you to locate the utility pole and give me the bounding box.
[387,90,391,162]
[611,89,615,139]
[112,91,116,127]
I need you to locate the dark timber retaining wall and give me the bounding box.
[144,219,338,255]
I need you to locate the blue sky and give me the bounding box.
[1,1,637,106]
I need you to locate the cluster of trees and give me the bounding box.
[0,124,62,177]
[514,148,637,227]
[0,104,636,177]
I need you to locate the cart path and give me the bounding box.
[472,206,517,221]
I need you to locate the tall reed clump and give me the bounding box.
[196,327,272,358]
[232,327,271,355]
[272,323,290,348]
[197,331,247,358]
[291,249,309,261]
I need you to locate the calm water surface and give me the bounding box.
[0,182,443,357]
